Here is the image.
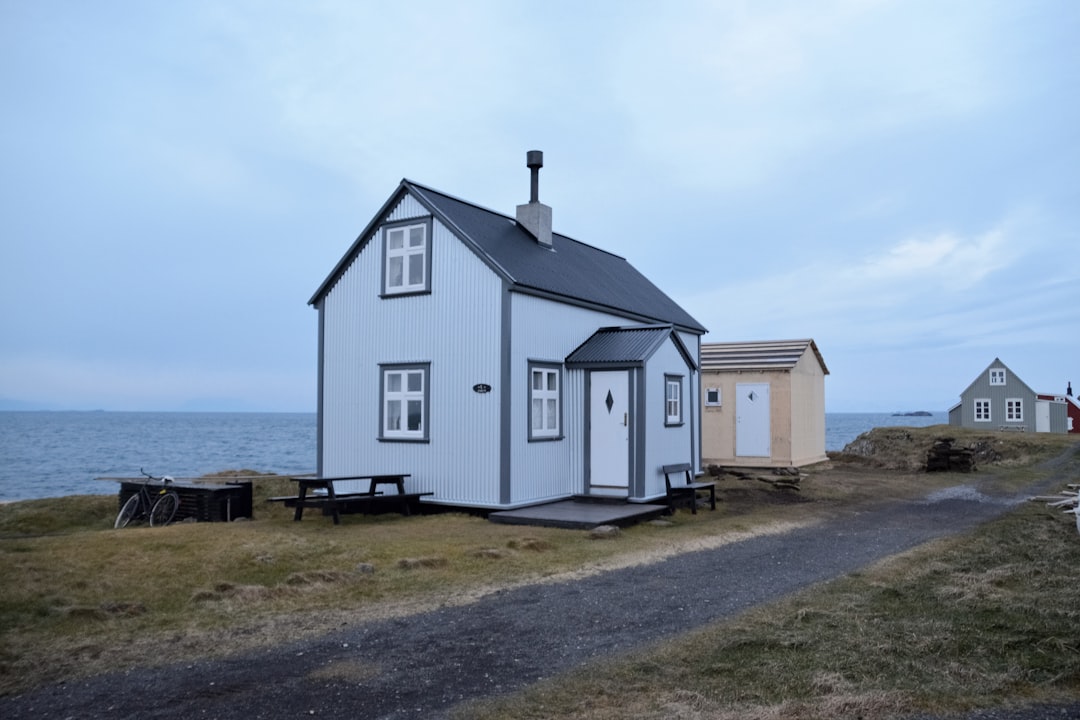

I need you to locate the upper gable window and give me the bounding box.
[989,368,1006,386]
[382,219,432,296]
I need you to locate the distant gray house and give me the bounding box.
[948,358,1068,433]
[308,153,707,509]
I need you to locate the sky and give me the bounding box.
[1,0,1077,413]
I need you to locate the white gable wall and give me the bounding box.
[319,193,505,504]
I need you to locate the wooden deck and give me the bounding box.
[488,498,668,530]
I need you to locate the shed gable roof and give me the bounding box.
[309,180,706,334]
[700,339,828,374]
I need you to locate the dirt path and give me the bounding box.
[3,465,1078,719]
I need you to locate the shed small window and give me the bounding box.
[705,387,722,407]
[974,399,991,422]
[989,369,1006,386]
[665,375,683,426]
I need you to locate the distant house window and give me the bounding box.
[974,399,991,422]
[705,387,722,407]
[989,369,1006,386]
[380,363,429,441]
[382,219,432,295]
[529,363,561,440]
[1006,399,1023,422]
[665,375,683,426]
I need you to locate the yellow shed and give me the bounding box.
[700,339,829,468]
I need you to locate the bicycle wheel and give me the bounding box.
[150,492,179,527]
[115,494,142,529]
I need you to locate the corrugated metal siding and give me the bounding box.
[319,193,504,504]
[957,361,1037,431]
[642,338,695,499]
[509,293,634,504]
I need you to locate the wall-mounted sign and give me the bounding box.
[473,383,492,394]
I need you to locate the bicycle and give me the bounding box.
[114,469,181,528]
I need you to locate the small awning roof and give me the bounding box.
[566,325,696,370]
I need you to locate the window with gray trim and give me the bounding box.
[665,375,683,426]
[989,368,1006,385]
[380,363,430,441]
[382,219,432,295]
[528,362,562,440]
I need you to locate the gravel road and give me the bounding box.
[4,459,1079,719]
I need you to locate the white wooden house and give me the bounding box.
[308,153,707,509]
[700,339,829,468]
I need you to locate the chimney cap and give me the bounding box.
[526,150,543,169]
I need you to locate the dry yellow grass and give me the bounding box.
[2,426,1078,713]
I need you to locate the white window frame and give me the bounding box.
[382,219,432,296]
[705,387,722,407]
[528,362,562,441]
[1006,398,1023,422]
[665,375,683,426]
[380,363,430,441]
[974,398,991,422]
[989,368,1006,386]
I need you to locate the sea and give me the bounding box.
[0,410,948,503]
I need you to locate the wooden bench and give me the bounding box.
[280,475,424,525]
[662,463,716,515]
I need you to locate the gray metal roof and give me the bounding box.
[309,180,706,335]
[566,325,696,368]
[700,339,828,374]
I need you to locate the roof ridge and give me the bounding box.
[404,179,628,262]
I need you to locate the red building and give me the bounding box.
[1037,382,1079,434]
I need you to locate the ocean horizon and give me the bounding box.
[0,410,948,502]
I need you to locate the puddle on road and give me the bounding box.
[921,485,1018,505]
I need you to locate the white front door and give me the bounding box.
[1036,400,1050,433]
[589,370,630,493]
[736,382,771,457]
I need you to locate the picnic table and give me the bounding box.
[281,475,431,525]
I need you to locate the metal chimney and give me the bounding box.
[516,150,552,247]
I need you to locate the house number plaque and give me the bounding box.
[473,383,492,394]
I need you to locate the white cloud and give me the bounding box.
[683,214,1031,345]
[860,228,1011,289]
[607,0,999,190]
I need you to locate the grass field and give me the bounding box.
[2,426,1079,718]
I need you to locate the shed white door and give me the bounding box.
[1035,400,1050,433]
[736,382,771,457]
[589,371,630,492]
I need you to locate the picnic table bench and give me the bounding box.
[269,475,431,525]
[662,463,716,515]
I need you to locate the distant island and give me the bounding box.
[892,411,933,416]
